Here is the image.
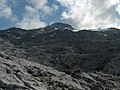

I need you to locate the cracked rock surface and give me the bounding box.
[0,52,120,90]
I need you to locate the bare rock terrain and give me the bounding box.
[0,23,120,90]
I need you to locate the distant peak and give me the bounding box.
[7,27,18,30]
[6,27,26,31]
[107,27,120,30]
[45,23,74,31]
[50,23,72,26]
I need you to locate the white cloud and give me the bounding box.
[29,0,59,15]
[17,6,46,29]
[0,0,14,20]
[0,0,18,22]
[17,0,59,29]
[57,0,120,29]
[116,3,120,15]
[29,0,47,9]
[42,5,59,15]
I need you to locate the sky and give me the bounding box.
[0,0,120,30]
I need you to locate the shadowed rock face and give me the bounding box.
[0,23,120,77]
[0,52,120,90]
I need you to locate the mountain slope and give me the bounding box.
[0,23,120,76]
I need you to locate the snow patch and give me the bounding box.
[104,34,108,37]
[72,29,79,32]
[54,28,58,30]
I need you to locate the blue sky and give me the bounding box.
[0,0,120,30]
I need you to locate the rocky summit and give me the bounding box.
[0,23,120,90]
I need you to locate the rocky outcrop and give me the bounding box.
[0,52,120,90]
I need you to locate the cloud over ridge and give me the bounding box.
[0,0,17,21]
[16,5,46,29]
[17,0,59,29]
[57,0,120,29]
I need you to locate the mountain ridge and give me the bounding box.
[0,23,120,75]
[2,23,120,32]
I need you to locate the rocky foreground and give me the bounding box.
[0,52,120,90]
